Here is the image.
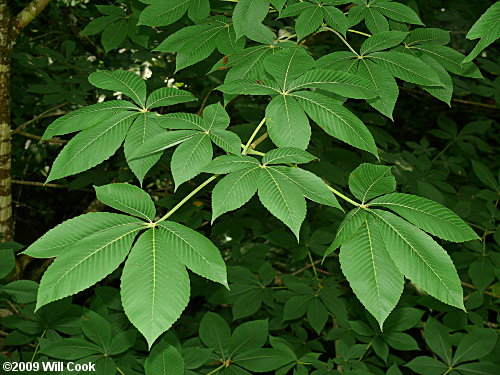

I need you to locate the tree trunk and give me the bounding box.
[0,1,13,241]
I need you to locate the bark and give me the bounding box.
[0,0,53,241]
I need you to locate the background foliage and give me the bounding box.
[1,0,499,374]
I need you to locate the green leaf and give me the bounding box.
[360,31,409,55]
[202,155,260,174]
[463,2,500,63]
[80,15,119,36]
[288,69,377,99]
[233,348,294,372]
[373,210,465,310]
[325,207,368,256]
[101,19,127,52]
[266,95,311,150]
[121,229,190,348]
[472,160,499,191]
[217,23,245,55]
[383,331,419,350]
[130,130,199,160]
[258,167,306,239]
[40,338,102,360]
[138,0,191,26]
[217,79,281,95]
[349,163,396,203]
[367,51,442,86]
[202,102,230,131]
[264,48,315,90]
[154,24,210,53]
[369,193,479,242]
[372,1,423,25]
[295,5,324,41]
[146,88,196,109]
[23,213,142,258]
[340,216,403,327]
[125,113,165,183]
[209,130,242,154]
[452,328,497,364]
[405,356,448,375]
[322,6,349,36]
[357,59,399,119]
[171,133,213,189]
[419,54,453,105]
[81,309,112,349]
[233,0,269,40]
[292,91,378,156]
[46,112,138,182]
[199,312,231,356]
[145,339,184,375]
[0,248,15,279]
[158,221,228,287]
[405,28,450,46]
[365,8,389,35]
[42,101,138,140]
[36,224,142,310]
[283,295,311,321]
[307,297,328,333]
[275,167,342,209]
[94,183,156,222]
[88,70,147,108]
[424,318,452,364]
[412,44,482,78]
[383,307,424,332]
[229,320,268,355]
[315,51,357,70]
[211,167,260,222]
[188,0,210,22]
[455,363,499,375]
[262,148,316,165]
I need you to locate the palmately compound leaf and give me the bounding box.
[369,193,479,242]
[46,112,138,182]
[94,183,156,222]
[88,70,147,108]
[121,229,190,348]
[258,167,306,240]
[373,210,465,310]
[171,133,213,189]
[42,101,138,140]
[211,167,260,222]
[325,207,368,257]
[146,87,196,109]
[158,221,228,287]
[349,163,396,203]
[340,215,403,328]
[266,94,311,150]
[124,113,165,184]
[145,339,184,375]
[22,213,142,258]
[262,148,316,165]
[292,91,378,157]
[36,223,143,310]
[274,167,342,209]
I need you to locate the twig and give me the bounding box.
[251,132,268,149]
[400,87,499,110]
[461,281,495,297]
[11,102,68,135]
[197,89,214,115]
[12,180,67,189]
[13,131,67,144]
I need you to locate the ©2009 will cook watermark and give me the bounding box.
[3,361,96,372]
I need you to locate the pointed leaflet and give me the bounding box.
[258,167,306,239]
[463,2,500,63]
[371,1,423,25]
[211,167,260,222]
[125,113,165,184]
[202,155,260,174]
[209,130,242,155]
[360,31,408,55]
[266,94,311,150]
[365,8,389,35]
[146,88,196,109]
[88,70,146,108]
[405,28,450,46]
[325,207,367,257]
[102,19,127,52]
[94,183,156,222]
[188,0,210,22]
[357,59,399,119]
[315,51,357,70]
[323,5,349,36]
[199,312,231,357]
[264,47,315,90]
[145,340,184,375]
[349,163,396,203]
[157,221,227,287]
[340,216,403,327]
[216,23,245,55]
[155,24,212,53]
[366,51,442,86]
[42,101,138,140]
[138,0,191,26]
[47,112,138,182]
[368,193,479,242]
[262,148,316,165]
[295,5,323,41]
[36,224,142,310]
[292,91,378,157]
[171,133,213,189]
[233,0,269,40]
[121,229,190,348]
[155,113,204,130]
[273,166,342,209]
[217,79,281,95]
[288,69,377,99]
[202,102,230,131]
[23,213,141,258]
[373,210,464,310]
[419,54,453,105]
[129,130,199,159]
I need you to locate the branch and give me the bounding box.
[13,130,67,144]
[11,102,68,135]
[12,0,54,38]
[12,179,67,189]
